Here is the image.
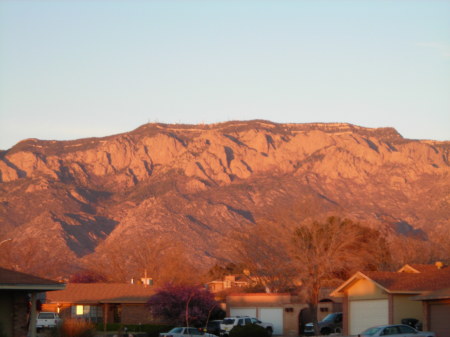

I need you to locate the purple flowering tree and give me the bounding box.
[147,284,222,327]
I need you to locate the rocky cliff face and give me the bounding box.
[0,121,448,278]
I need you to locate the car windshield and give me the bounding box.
[361,327,383,335]
[168,328,183,333]
[322,313,337,322]
[222,319,235,324]
[38,313,55,319]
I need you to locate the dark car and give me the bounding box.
[205,320,222,335]
[304,312,342,336]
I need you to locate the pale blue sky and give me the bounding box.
[0,0,449,150]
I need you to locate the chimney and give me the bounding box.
[435,261,444,269]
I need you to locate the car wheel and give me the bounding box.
[321,328,332,335]
[334,327,342,334]
[266,327,273,336]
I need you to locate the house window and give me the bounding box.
[320,307,329,312]
[76,305,84,315]
[72,305,103,323]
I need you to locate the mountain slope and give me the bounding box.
[0,121,448,278]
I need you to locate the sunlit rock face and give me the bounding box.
[0,120,448,277]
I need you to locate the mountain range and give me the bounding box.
[0,120,449,279]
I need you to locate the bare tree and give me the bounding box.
[290,216,388,334]
[87,236,199,285]
[388,232,450,269]
[234,226,298,293]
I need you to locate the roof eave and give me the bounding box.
[0,284,66,291]
[47,300,149,304]
[331,272,391,297]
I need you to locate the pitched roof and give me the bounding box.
[398,264,442,273]
[0,267,65,291]
[46,283,155,304]
[331,265,450,296]
[364,268,450,292]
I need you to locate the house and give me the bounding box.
[331,263,450,335]
[207,275,250,293]
[224,291,341,336]
[413,287,450,337]
[42,283,155,325]
[0,267,65,337]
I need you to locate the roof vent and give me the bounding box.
[435,261,444,269]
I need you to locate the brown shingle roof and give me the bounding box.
[0,267,65,291]
[364,267,450,292]
[46,283,155,304]
[331,264,450,297]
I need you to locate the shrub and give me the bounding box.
[52,319,95,337]
[229,324,269,337]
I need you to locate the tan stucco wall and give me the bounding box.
[347,279,387,300]
[392,295,423,324]
[285,304,308,336]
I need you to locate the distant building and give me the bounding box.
[207,274,251,293]
[42,283,155,325]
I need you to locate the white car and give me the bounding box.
[36,312,61,329]
[220,316,273,336]
[359,324,435,337]
[159,327,217,337]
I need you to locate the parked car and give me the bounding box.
[220,316,273,336]
[303,312,342,335]
[204,320,222,335]
[36,312,61,329]
[359,324,435,337]
[159,327,218,337]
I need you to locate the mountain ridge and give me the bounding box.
[0,120,448,279]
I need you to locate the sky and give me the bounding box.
[0,0,449,150]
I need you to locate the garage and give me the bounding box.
[429,303,450,337]
[230,307,257,317]
[229,307,283,335]
[349,299,388,335]
[260,308,283,335]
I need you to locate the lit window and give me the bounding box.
[76,305,84,315]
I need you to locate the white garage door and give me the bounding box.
[230,307,257,317]
[349,299,388,335]
[260,308,283,335]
